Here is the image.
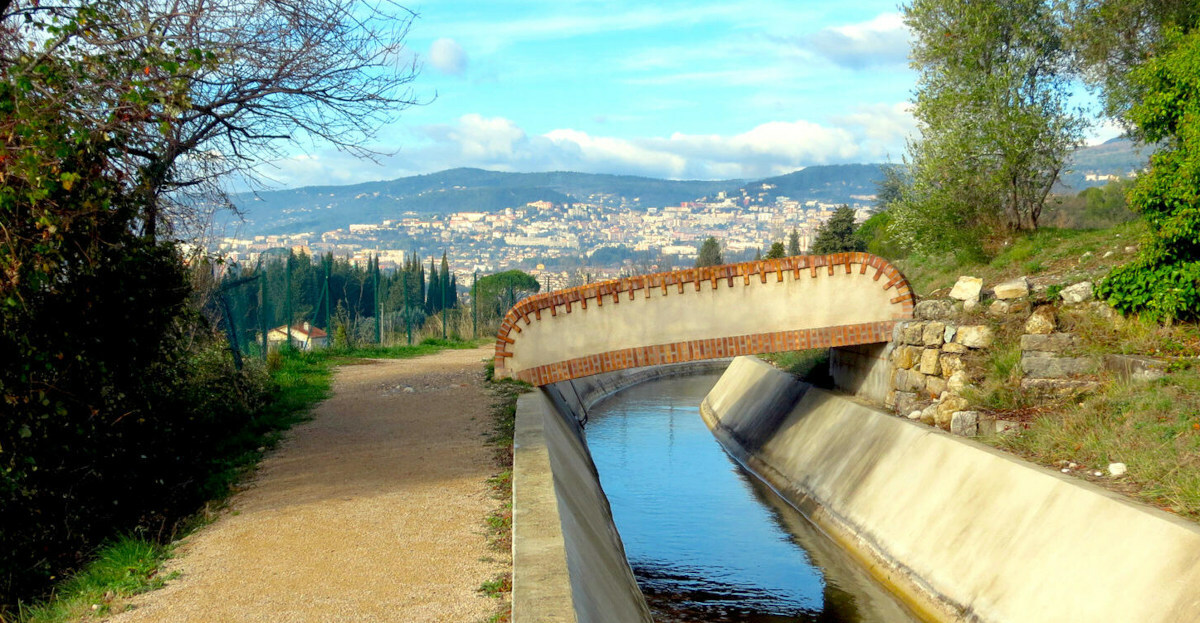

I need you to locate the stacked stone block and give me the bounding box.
[886,318,992,435]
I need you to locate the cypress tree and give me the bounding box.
[440,252,452,310]
[426,256,440,314]
[787,228,801,256]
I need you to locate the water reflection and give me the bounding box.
[585,374,921,623]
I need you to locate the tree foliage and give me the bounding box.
[473,270,540,328]
[893,0,1084,255]
[1064,0,1200,122]
[811,207,866,255]
[695,236,723,267]
[1099,30,1200,320]
[1,0,420,239]
[787,228,801,256]
[765,242,787,259]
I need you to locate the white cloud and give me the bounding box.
[804,12,911,69]
[429,37,468,75]
[256,106,914,188]
[832,102,917,158]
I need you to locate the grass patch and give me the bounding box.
[13,538,173,623]
[1061,309,1200,358]
[994,368,1200,519]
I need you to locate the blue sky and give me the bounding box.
[262,0,1116,188]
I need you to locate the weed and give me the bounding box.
[759,349,834,386]
[478,573,512,598]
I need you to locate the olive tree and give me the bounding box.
[893,0,1084,253]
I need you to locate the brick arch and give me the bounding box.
[493,253,914,385]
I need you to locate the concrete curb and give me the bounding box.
[513,362,727,623]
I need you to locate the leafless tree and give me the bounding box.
[1,0,422,240]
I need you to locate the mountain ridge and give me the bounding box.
[224,140,1151,237]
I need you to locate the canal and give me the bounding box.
[585,373,924,623]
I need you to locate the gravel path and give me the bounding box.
[110,346,505,623]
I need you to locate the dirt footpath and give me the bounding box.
[110,346,505,623]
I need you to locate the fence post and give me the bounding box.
[259,269,268,360]
[285,253,293,346]
[375,255,382,345]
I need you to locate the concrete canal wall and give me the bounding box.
[512,361,727,623]
[702,356,1200,623]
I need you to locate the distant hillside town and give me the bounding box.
[215,181,876,291]
[212,138,1150,291]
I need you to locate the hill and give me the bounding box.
[731,164,885,203]
[1059,137,1154,191]
[224,166,888,236]
[226,168,747,236]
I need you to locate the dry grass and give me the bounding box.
[995,368,1200,519]
[895,221,1145,296]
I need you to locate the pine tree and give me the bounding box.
[765,242,786,259]
[787,228,801,256]
[694,236,723,267]
[811,206,867,254]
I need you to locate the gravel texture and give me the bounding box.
[109,347,505,622]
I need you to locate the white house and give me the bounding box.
[267,322,329,351]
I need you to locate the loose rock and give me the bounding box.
[1025,306,1056,335]
[956,325,995,348]
[950,410,979,436]
[1109,463,1127,477]
[1060,281,1095,305]
[936,394,970,430]
[994,277,1030,300]
[949,276,983,302]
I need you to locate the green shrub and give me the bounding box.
[1099,30,1200,321]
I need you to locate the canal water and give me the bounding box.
[585,373,924,623]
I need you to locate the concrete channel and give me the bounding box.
[513,356,1200,622]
